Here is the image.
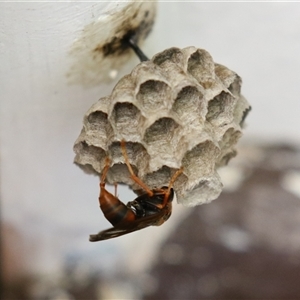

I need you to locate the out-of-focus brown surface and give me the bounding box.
[142,144,300,299]
[2,144,300,299]
[1,224,33,300]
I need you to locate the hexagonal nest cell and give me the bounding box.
[74,46,250,206]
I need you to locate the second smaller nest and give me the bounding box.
[74,46,250,206]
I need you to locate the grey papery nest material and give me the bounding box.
[74,47,250,206]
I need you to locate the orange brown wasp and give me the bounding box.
[89,140,183,242]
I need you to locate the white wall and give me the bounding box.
[1,2,300,277]
[153,2,300,145]
[0,1,139,275]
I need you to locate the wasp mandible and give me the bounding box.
[89,140,183,241]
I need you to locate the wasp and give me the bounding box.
[89,140,183,241]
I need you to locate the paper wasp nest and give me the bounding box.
[74,47,250,206]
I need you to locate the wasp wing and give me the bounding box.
[89,209,166,242]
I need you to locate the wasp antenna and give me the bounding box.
[120,140,153,196]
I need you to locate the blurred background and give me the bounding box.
[1,2,300,299]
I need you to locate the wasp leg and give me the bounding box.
[114,182,118,198]
[99,157,111,201]
[163,167,184,206]
[120,140,154,196]
[101,158,118,197]
[98,157,136,226]
[100,157,110,184]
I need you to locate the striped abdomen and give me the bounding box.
[99,186,136,226]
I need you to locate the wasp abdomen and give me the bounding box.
[99,187,136,226]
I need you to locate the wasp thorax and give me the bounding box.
[74,46,250,207]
